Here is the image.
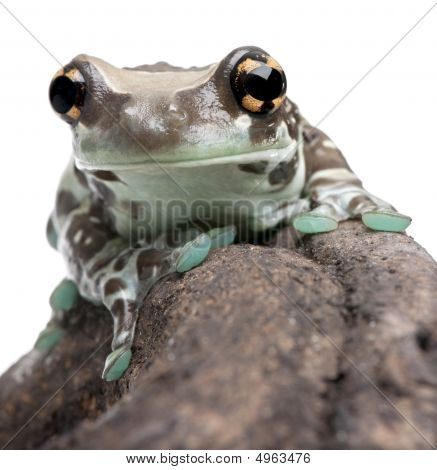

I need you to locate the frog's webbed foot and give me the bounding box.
[102,344,133,381]
[293,183,411,234]
[35,279,80,351]
[175,233,212,272]
[167,226,235,273]
[101,232,214,381]
[206,225,237,250]
[293,201,411,234]
[293,207,339,234]
[361,207,411,232]
[35,325,65,351]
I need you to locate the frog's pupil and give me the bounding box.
[49,76,78,114]
[243,65,283,102]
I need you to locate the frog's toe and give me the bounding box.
[49,279,79,312]
[175,233,211,273]
[293,213,338,234]
[362,209,411,232]
[35,326,64,351]
[102,346,132,381]
[207,225,237,250]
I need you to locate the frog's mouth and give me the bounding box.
[75,142,298,171]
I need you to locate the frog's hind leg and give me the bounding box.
[101,233,212,381]
[35,279,80,351]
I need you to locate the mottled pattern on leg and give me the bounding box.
[98,233,211,380]
[295,121,411,233]
[46,213,58,250]
[249,199,310,232]
[48,159,215,380]
[51,158,92,235]
[302,123,352,178]
[99,247,168,352]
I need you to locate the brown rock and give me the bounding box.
[0,221,436,449]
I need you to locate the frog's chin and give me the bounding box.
[75,142,298,172]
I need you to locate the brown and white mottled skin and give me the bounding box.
[44,46,411,380]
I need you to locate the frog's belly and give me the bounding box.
[105,156,306,241]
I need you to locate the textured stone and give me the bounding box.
[0,221,436,449]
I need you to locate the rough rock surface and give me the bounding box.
[1,221,436,449]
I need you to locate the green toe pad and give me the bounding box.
[208,226,237,250]
[293,215,338,234]
[362,211,411,232]
[50,279,79,312]
[176,234,211,273]
[35,326,64,351]
[102,347,132,381]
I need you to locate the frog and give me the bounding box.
[39,46,411,381]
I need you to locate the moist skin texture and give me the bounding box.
[42,46,411,381]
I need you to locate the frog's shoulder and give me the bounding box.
[123,62,210,73]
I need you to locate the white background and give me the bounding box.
[0,0,435,375]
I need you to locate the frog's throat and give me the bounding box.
[74,141,298,171]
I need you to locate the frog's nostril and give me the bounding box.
[49,66,86,124]
[168,104,187,124]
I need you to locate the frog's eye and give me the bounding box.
[49,66,86,124]
[230,52,287,114]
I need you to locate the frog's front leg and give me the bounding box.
[293,124,411,234]
[57,203,236,381]
[38,224,237,359]
[101,225,238,380]
[100,232,216,381]
[103,224,236,363]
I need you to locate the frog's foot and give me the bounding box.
[207,225,237,250]
[102,346,133,381]
[100,234,212,381]
[36,279,80,352]
[347,194,411,233]
[35,325,64,351]
[101,297,137,382]
[175,233,212,273]
[362,208,411,232]
[49,279,79,312]
[294,187,411,234]
[293,212,338,234]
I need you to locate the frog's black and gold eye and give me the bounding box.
[230,50,287,114]
[49,65,86,124]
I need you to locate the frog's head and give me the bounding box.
[49,46,298,170]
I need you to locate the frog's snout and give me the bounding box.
[49,64,86,125]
